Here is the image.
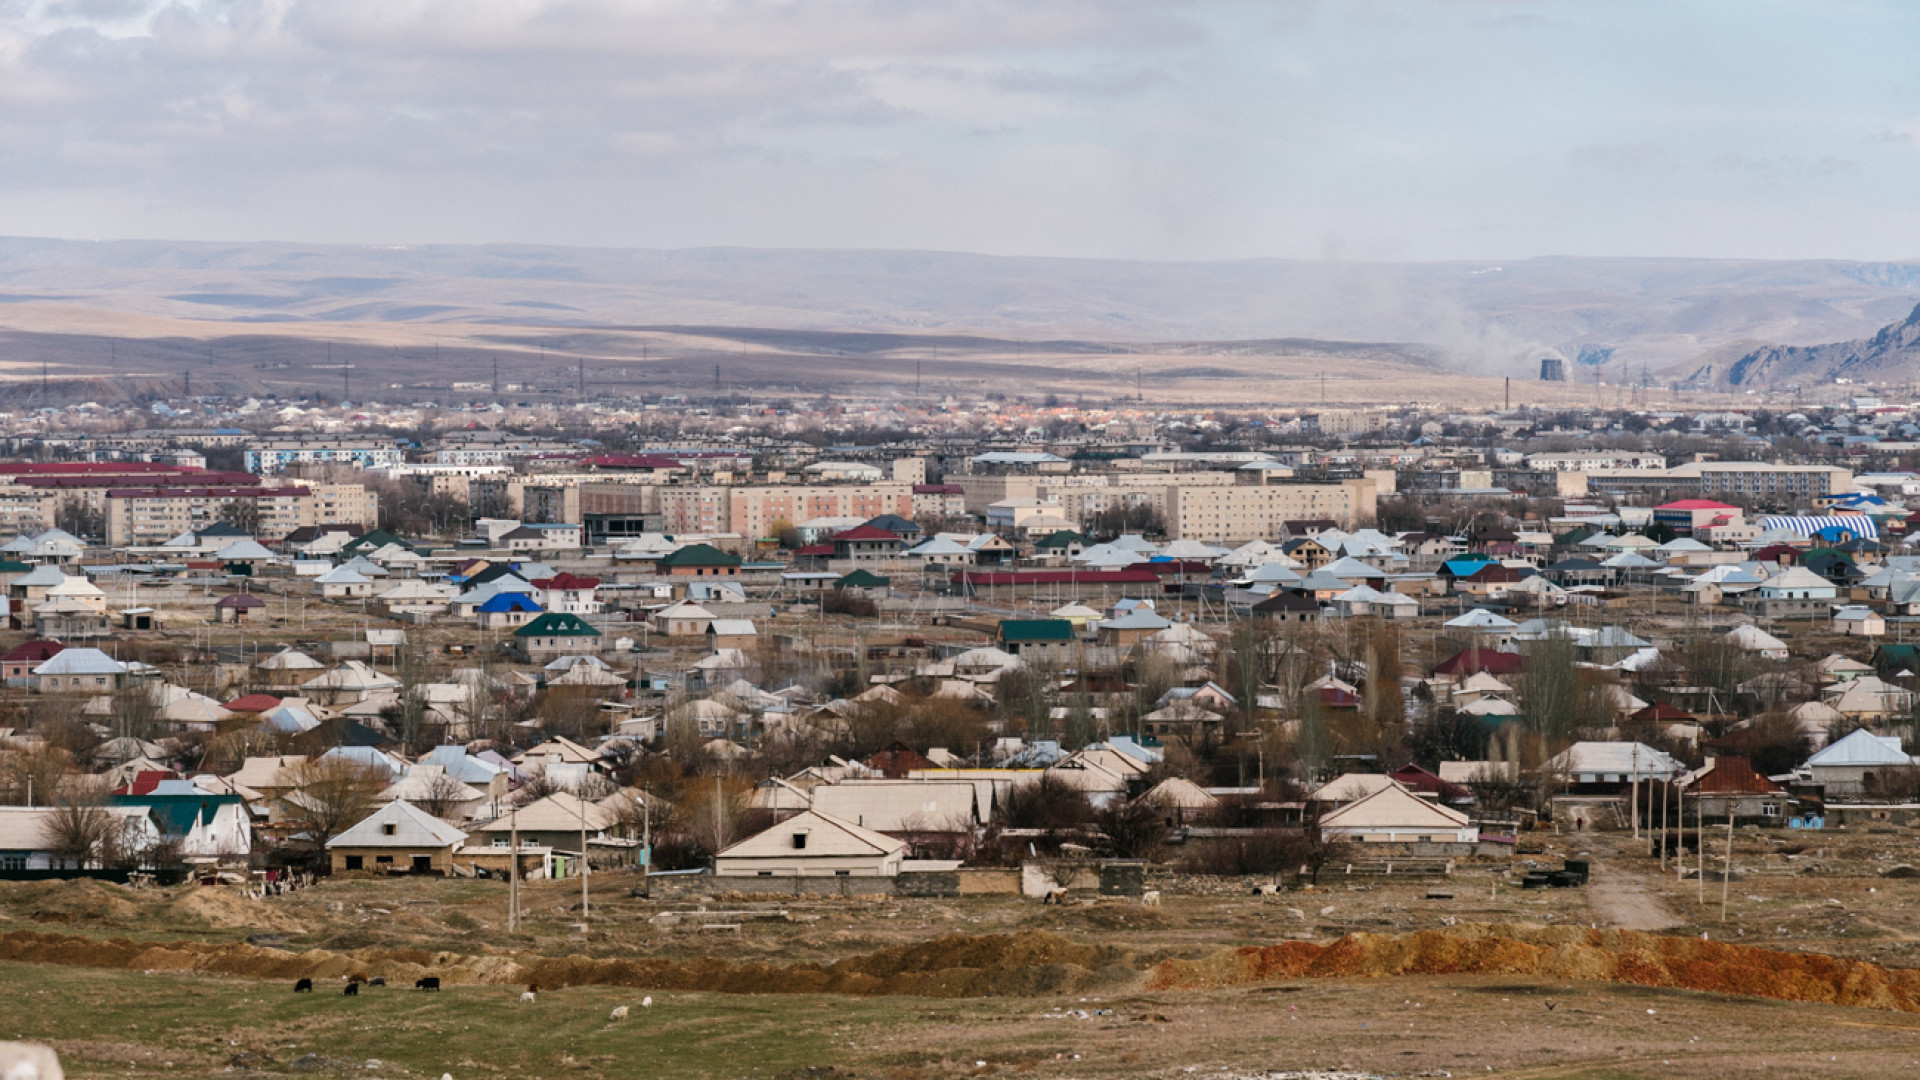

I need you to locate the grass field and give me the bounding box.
[10,958,1920,1080]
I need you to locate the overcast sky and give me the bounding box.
[1,0,1917,261]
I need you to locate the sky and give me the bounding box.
[1,0,1917,262]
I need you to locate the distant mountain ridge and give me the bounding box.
[1,238,1919,377]
[1684,300,1920,389]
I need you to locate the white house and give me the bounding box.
[1317,783,1479,844]
[714,809,906,878]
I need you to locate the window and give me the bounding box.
[834,870,850,877]
[382,823,397,836]
[375,855,393,864]
[345,855,363,870]
[493,837,509,848]
[792,833,808,850]
[758,870,773,877]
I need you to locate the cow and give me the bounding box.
[343,983,359,997]
[367,977,386,988]
[293,978,313,993]
[416,977,441,991]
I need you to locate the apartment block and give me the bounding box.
[245,438,404,475]
[103,483,378,545]
[1162,479,1377,541]
[0,487,57,536]
[727,483,914,539]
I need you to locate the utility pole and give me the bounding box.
[493,356,500,395]
[579,793,590,926]
[578,356,585,397]
[184,369,191,398]
[1720,798,1734,922]
[508,801,520,932]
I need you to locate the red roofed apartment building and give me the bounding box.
[1653,499,1745,537]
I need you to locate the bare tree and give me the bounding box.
[1097,796,1170,860]
[44,798,118,869]
[281,758,388,847]
[0,744,77,807]
[413,771,474,821]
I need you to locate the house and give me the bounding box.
[707,619,758,652]
[1252,591,1321,623]
[996,618,1077,660]
[652,600,717,637]
[514,612,604,659]
[1802,728,1916,799]
[2,640,63,685]
[375,579,456,617]
[301,661,401,706]
[1543,741,1681,793]
[474,591,544,629]
[214,593,266,623]
[256,646,324,687]
[1833,605,1886,637]
[32,647,128,694]
[1137,777,1219,826]
[472,792,630,866]
[313,566,377,599]
[1745,565,1839,618]
[0,805,163,871]
[108,780,252,860]
[1724,624,1789,661]
[714,809,907,878]
[326,800,468,875]
[1317,782,1479,843]
[498,523,584,552]
[1678,756,1789,824]
[1096,610,1173,648]
[530,573,603,615]
[656,544,742,577]
[808,780,980,837]
[830,525,906,564]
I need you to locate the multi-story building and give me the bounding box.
[1583,462,1852,507]
[245,438,403,475]
[1526,451,1668,472]
[1161,479,1377,541]
[655,482,915,538]
[0,487,57,536]
[102,483,378,545]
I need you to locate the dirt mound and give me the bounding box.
[164,888,307,934]
[1146,925,1920,1014]
[0,879,143,924]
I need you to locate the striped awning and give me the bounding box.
[1756,514,1878,541]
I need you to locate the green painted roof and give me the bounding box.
[997,618,1076,643]
[656,543,741,568]
[1033,530,1092,549]
[836,569,892,588]
[514,612,603,637]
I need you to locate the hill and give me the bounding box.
[1683,300,1920,389]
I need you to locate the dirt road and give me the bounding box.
[1584,854,1683,931]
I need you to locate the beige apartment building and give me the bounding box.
[1162,479,1377,541]
[103,483,378,545]
[653,482,914,537]
[0,487,57,536]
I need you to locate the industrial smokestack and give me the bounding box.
[1540,357,1567,382]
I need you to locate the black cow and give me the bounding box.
[416,977,441,991]
[294,978,313,993]
[367,977,386,987]
[343,983,359,997]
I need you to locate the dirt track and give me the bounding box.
[1583,857,1683,931]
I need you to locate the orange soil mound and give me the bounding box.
[1147,926,1920,1013]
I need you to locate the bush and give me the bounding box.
[1177,829,1311,876]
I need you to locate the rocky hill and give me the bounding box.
[1684,300,1920,388]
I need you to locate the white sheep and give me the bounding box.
[610,1005,629,1020]
[1140,890,1161,907]
[519,991,537,1004]
[642,996,653,1008]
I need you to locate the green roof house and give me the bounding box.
[656,543,742,577]
[996,617,1077,658]
[513,612,604,658]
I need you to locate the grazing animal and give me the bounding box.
[416,977,441,991]
[368,977,385,988]
[348,973,368,984]
[1545,999,1556,1012]
[1041,886,1068,905]
[519,991,537,1004]
[343,983,359,997]
[642,996,653,1008]
[294,978,313,993]
[610,1005,629,1021]
[1141,890,1162,907]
